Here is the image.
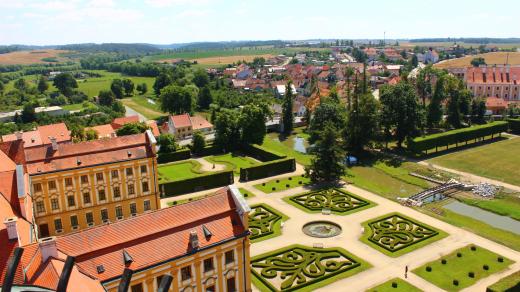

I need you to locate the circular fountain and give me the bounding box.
[302,221,342,238]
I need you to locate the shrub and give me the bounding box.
[157,149,191,163]
[276,180,280,183]
[453,279,459,286]
[471,246,477,251]
[244,194,249,197]
[498,257,504,263]
[286,184,290,188]
[243,144,285,161]
[426,266,432,272]
[457,252,462,257]
[288,177,292,180]
[240,158,296,181]
[508,118,520,134]
[391,282,397,288]
[262,183,266,186]
[441,259,447,264]
[299,181,302,184]
[468,271,475,278]
[272,187,276,191]
[160,171,233,197]
[301,174,305,177]
[483,264,489,270]
[173,201,177,205]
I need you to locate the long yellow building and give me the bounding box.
[24,130,160,237]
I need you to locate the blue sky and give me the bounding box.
[0,0,518,45]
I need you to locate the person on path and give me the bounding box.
[405,265,408,278]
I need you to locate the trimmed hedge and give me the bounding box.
[157,149,191,164]
[508,118,520,134]
[240,158,296,181]
[407,121,509,153]
[244,144,286,162]
[160,170,234,197]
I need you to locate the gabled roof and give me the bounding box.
[111,116,140,129]
[2,123,71,148]
[88,124,116,139]
[170,113,192,128]
[191,116,213,131]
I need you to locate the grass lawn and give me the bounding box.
[251,244,371,292]
[157,160,205,182]
[253,174,311,193]
[166,187,254,207]
[61,102,97,112]
[428,137,520,187]
[413,245,514,291]
[421,200,520,252]
[487,270,520,292]
[261,128,313,166]
[367,278,421,292]
[204,152,259,175]
[121,95,166,120]
[77,70,156,98]
[360,212,448,257]
[238,187,256,199]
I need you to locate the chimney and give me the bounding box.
[15,131,23,140]
[189,230,199,250]
[4,217,18,240]
[49,137,58,151]
[39,237,58,262]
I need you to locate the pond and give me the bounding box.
[293,137,307,153]
[444,201,520,235]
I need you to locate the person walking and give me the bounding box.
[405,265,409,279]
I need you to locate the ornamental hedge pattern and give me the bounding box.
[368,214,439,252]
[251,245,361,291]
[248,204,284,241]
[289,188,370,214]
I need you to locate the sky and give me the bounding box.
[0,0,518,45]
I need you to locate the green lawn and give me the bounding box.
[61,102,97,112]
[158,160,205,182]
[260,128,313,166]
[413,245,513,291]
[487,270,520,292]
[166,187,254,207]
[238,187,256,199]
[367,278,421,292]
[253,174,311,193]
[204,152,259,175]
[121,95,166,119]
[428,137,520,187]
[77,70,156,98]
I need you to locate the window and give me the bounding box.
[86,212,94,225]
[140,165,147,174]
[70,215,78,228]
[130,203,137,215]
[126,168,133,176]
[65,177,73,187]
[98,189,106,201]
[226,277,236,292]
[54,218,63,232]
[128,184,135,195]
[81,175,89,184]
[51,198,59,210]
[156,275,165,288]
[115,206,123,219]
[225,250,235,264]
[111,170,119,179]
[143,200,151,212]
[101,209,109,222]
[181,266,192,281]
[67,195,75,207]
[83,192,91,204]
[203,258,214,272]
[142,181,149,193]
[113,186,121,198]
[96,173,104,182]
[206,285,215,292]
[48,180,56,190]
[33,183,42,192]
[36,201,45,213]
[130,283,143,292]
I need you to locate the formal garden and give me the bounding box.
[248,203,289,243]
[250,245,370,291]
[367,278,421,292]
[284,188,374,215]
[413,245,513,291]
[361,212,447,257]
[254,174,311,193]
[204,152,260,175]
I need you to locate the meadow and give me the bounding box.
[434,52,520,69]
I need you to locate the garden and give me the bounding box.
[254,174,311,193]
[367,278,421,292]
[248,203,289,243]
[158,160,205,182]
[413,245,513,291]
[361,212,447,257]
[284,188,374,215]
[204,152,260,175]
[251,244,370,292]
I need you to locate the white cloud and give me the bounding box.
[177,9,210,18]
[145,0,213,7]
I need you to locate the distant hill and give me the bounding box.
[57,43,161,55]
[410,38,520,44]
[154,40,288,50]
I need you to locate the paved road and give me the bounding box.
[124,105,147,122]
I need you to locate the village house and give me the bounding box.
[165,113,213,139]
[2,123,71,148]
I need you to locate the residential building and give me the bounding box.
[275,84,297,98]
[165,113,213,139]
[2,123,71,149]
[88,115,160,139]
[26,131,160,237]
[1,186,252,292]
[424,48,439,64]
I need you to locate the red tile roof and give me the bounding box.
[145,120,160,137]
[170,113,192,128]
[2,123,71,148]
[486,96,508,109]
[191,116,213,131]
[111,116,140,129]
[88,124,116,139]
[466,67,520,84]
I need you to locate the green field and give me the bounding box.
[428,138,520,187]
[158,160,205,182]
[121,95,165,119]
[487,270,520,292]
[414,245,513,291]
[77,70,156,98]
[204,152,259,175]
[367,278,421,292]
[254,174,311,193]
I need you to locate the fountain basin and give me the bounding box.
[302,221,342,238]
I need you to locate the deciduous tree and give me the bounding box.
[191,131,206,155]
[111,79,124,99]
[159,84,197,114]
[53,73,77,96]
[122,79,134,96]
[37,75,49,93]
[115,122,149,136]
[98,90,115,106]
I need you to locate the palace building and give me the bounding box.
[464,65,520,101]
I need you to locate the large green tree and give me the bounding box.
[53,73,77,96]
[427,75,445,127]
[159,84,198,114]
[37,75,49,93]
[157,133,178,153]
[98,90,115,106]
[197,86,213,110]
[240,104,267,145]
[308,99,347,144]
[214,109,241,151]
[153,71,173,95]
[193,68,209,88]
[281,81,294,134]
[191,131,206,155]
[344,93,379,153]
[111,79,124,99]
[115,122,149,136]
[122,79,134,96]
[308,122,346,183]
[14,78,28,92]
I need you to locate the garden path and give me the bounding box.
[193,157,226,172]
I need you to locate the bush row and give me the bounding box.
[240,158,296,181]
[407,121,509,153]
[243,144,286,162]
[508,118,520,134]
[160,170,234,197]
[157,149,191,164]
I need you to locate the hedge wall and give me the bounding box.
[508,118,520,134]
[157,149,191,164]
[407,121,509,153]
[243,144,286,162]
[240,158,296,181]
[160,170,234,197]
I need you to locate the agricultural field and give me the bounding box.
[400,41,520,50]
[434,52,520,69]
[192,54,273,66]
[0,49,73,65]
[428,137,520,187]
